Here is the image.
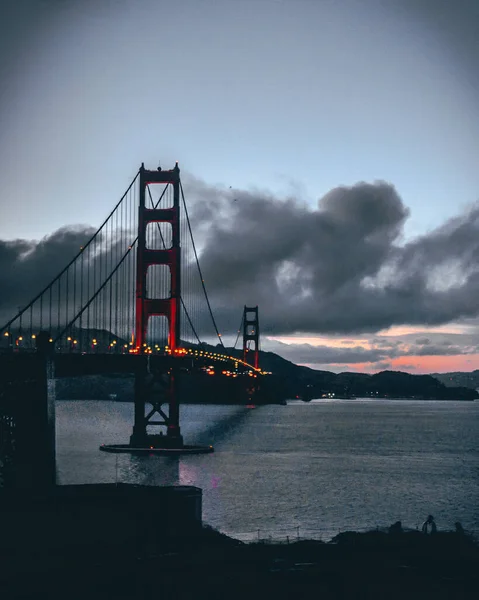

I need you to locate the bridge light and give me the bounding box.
[31,334,36,339]
[92,339,97,343]
[73,340,78,345]
[4,332,9,337]
[49,338,53,343]
[18,336,23,341]
[67,336,72,341]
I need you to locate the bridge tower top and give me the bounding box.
[243,305,260,369]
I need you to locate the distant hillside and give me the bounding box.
[431,370,479,390]
[55,342,479,402]
[222,346,478,401]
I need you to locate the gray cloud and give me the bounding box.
[185,177,479,336]
[264,339,394,365]
[3,178,479,346]
[0,226,96,312]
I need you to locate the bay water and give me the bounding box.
[56,399,479,541]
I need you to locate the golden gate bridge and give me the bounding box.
[0,162,267,488]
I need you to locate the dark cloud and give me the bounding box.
[404,344,475,357]
[185,177,479,336]
[368,337,402,349]
[3,178,479,345]
[0,225,95,318]
[264,340,393,365]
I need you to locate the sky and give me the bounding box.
[1,0,479,374]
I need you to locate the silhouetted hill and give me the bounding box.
[217,346,478,401]
[431,370,479,390]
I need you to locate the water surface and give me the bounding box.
[56,399,479,540]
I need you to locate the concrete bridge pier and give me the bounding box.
[129,358,184,449]
[102,356,211,455]
[0,342,56,491]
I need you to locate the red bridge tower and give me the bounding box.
[135,162,181,352]
[131,162,182,447]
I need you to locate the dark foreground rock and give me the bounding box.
[1,522,477,599]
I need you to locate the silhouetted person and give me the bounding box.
[455,522,465,535]
[422,515,437,534]
[389,521,402,534]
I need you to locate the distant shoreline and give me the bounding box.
[56,396,476,403]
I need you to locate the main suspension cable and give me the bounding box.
[233,312,244,349]
[0,170,140,334]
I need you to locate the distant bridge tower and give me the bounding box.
[243,305,260,369]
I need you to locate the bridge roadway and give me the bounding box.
[0,351,258,379]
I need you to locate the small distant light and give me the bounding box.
[67,336,72,341]
[31,334,36,339]
[18,336,23,341]
[49,338,53,343]
[4,332,9,337]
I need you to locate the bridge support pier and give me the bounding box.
[100,359,212,454]
[0,344,56,491]
[129,360,184,449]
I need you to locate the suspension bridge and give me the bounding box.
[0,162,270,488]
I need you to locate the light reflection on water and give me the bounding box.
[56,399,479,540]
